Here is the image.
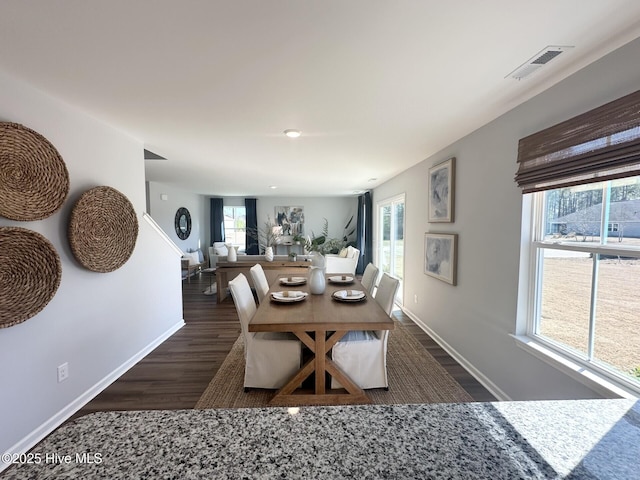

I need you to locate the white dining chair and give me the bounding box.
[228,274,302,390]
[360,263,379,295]
[331,273,400,390]
[249,263,270,304]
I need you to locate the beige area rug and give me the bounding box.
[195,321,474,409]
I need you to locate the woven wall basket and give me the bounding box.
[69,186,138,273]
[0,227,62,328]
[0,122,70,221]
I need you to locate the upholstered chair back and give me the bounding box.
[374,273,400,316]
[249,264,270,303]
[360,263,380,295]
[228,274,257,345]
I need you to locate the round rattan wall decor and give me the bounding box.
[0,122,70,221]
[0,227,62,328]
[69,186,138,273]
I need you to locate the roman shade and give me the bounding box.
[515,89,640,193]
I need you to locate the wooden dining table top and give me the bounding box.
[249,273,395,333]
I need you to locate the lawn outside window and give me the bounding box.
[524,177,640,396]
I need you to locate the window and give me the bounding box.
[223,206,246,252]
[517,90,640,395]
[377,194,405,305]
[531,178,640,390]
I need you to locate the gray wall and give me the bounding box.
[145,188,358,261]
[204,195,358,250]
[147,181,208,254]
[0,71,184,460]
[374,36,640,401]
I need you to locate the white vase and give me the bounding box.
[309,266,326,295]
[227,244,237,262]
[264,246,274,262]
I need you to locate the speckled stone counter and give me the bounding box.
[3,399,638,479]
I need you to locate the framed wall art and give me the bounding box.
[428,157,455,223]
[274,206,304,236]
[424,232,458,285]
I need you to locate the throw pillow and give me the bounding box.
[214,245,228,256]
[346,246,356,258]
[339,248,348,258]
[185,252,200,266]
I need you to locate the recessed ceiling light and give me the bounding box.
[269,185,278,189]
[284,129,301,138]
[367,178,377,182]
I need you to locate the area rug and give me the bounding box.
[195,321,474,408]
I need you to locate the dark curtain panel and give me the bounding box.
[245,198,259,254]
[210,198,225,244]
[356,191,373,274]
[356,195,364,273]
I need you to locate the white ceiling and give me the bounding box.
[1,1,640,197]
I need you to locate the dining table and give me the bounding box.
[248,272,395,406]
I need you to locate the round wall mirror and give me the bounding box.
[175,207,192,240]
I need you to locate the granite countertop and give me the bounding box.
[3,399,638,479]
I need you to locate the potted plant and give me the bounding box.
[303,218,330,270]
[247,217,282,259]
[304,218,328,254]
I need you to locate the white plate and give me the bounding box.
[332,289,366,302]
[270,291,308,303]
[279,277,307,286]
[328,275,355,284]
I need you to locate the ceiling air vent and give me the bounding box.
[506,45,574,80]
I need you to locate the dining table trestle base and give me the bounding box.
[269,330,373,406]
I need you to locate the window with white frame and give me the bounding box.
[377,194,405,304]
[223,206,246,252]
[531,178,640,388]
[516,89,640,393]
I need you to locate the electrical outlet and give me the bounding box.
[57,362,69,383]
[414,294,418,304]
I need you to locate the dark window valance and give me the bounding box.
[515,89,640,193]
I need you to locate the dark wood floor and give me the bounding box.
[76,272,494,417]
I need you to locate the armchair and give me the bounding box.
[324,246,360,275]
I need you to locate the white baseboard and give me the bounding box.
[1,319,185,473]
[400,307,511,401]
